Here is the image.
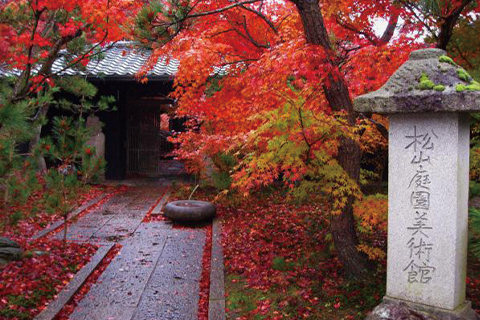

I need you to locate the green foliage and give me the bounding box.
[35,103,107,238]
[0,79,46,227]
[456,84,466,92]
[226,276,258,314]
[457,81,480,92]
[46,77,113,184]
[205,76,224,98]
[55,77,116,114]
[470,113,480,184]
[210,152,238,191]
[47,117,88,162]
[0,0,118,231]
[417,73,447,92]
[448,18,480,80]
[212,171,233,190]
[43,116,105,184]
[467,81,480,91]
[469,207,480,260]
[470,181,480,199]
[134,0,192,46]
[8,211,23,227]
[359,169,380,186]
[44,169,81,209]
[44,169,81,241]
[234,92,362,212]
[81,147,106,184]
[272,256,294,271]
[213,152,238,172]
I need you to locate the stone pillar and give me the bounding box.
[354,49,480,319]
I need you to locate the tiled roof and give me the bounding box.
[0,41,228,80]
[67,43,180,78]
[1,42,179,80]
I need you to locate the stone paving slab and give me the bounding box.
[69,223,207,320]
[160,230,206,259]
[131,228,206,320]
[89,218,141,242]
[55,187,166,243]
[69,223,169,320]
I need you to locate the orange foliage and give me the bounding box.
[353,194,388,234]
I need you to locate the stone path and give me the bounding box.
[52,182,207,320]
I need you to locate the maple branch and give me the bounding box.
[378,12,399,45]
[239,4,278,34]
[219,58,259,67]
[335,17,378,46]
[276,14,292,30]
[297,105,315,166]
[400,1,438,38]
[335,12,398,59]
[297,105,311,147]
[186,0,263,19]
[241,16,270,49]
[229,23,265,50]
[13,1,44,99]
[342,45,362,53]
[16,0,115,99]
[206,28,237,39]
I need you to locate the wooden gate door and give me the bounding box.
[126,100,173,177]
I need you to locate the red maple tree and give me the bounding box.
[134,0,479,277]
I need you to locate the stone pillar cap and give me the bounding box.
[353,48,480,114]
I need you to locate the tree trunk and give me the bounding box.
[437,14,460,50]
[436,0,473,50]
[29,105,49,173]
[291,0,371,278]
[379,13,399,45]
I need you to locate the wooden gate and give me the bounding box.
[126,99,173,177]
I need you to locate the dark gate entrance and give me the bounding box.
[126,98,174,177]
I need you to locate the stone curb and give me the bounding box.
[151,189,172,215]
[34,243,114,320]
[208,218,226,320]
[30,193,109,241]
